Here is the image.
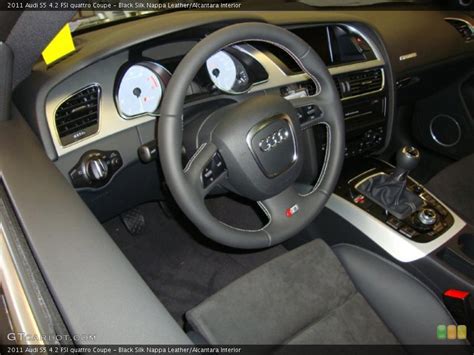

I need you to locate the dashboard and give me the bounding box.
[44,22,386,156]
[13,10,474,198]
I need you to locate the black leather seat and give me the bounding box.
[427,153,474,226]
[186,239,462,345]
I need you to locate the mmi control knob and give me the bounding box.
[418,208,437,226]
[86,157,109,181]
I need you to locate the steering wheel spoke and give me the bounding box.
[184,142,227,198]
[257,185,306,243]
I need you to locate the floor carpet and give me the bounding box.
[103,201,285,326]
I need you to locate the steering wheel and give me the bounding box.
[158,22,345,249]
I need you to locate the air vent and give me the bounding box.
[334,68,383,99]
[55,84,100,146]
[446,18,473,42]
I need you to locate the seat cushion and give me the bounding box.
[285,293,398,345]
[333,243,462,345]
[426,153,474,226]
[186,239,398,344]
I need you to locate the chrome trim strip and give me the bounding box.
[0,223,43,344]
[329,59,384,76]
[241,44,314,95]
[444,17,474,38]
[429,114,462,148]
[326,190,466,263]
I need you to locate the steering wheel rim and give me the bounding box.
[158,22,345,249]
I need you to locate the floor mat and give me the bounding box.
[103,202,285,326]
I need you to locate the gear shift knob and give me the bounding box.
[393,146,420,182]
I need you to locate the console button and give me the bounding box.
[434,203,449,217]
[387,217,404,230]
[400,226,419,239]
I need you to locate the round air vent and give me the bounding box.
[458,0,472,7]
[429,114,461,147]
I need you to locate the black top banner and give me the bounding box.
[0,0,473,11]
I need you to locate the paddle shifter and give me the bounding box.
[356,146,424,220]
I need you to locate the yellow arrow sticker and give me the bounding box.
[42,24,75,65]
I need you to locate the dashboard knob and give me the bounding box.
[87,158,108,181]
[418,208,437,226]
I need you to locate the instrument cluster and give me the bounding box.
[114,45,269,118]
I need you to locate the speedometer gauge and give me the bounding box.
[116,62,170,118]
[206,51,250,94]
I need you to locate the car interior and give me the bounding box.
[1,1,474,350]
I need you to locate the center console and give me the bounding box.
[326,147,474,304]
[336,158,456,245]
[327,148,466,263]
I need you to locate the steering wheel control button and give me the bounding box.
[296,104,323,127]
[247,114,297,178]
[285,204,299,218]
[69,150,123,189]
[202,152,226,188]
[418,208,438,226]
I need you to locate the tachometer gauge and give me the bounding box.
[116,62,171,118]
[206,51,250,94]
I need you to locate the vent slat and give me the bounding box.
[335,68,383,99]
[55,85,100,145]
[56,112,99,130]
[56,105,98,124]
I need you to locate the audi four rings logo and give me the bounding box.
[259,128,290,152]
